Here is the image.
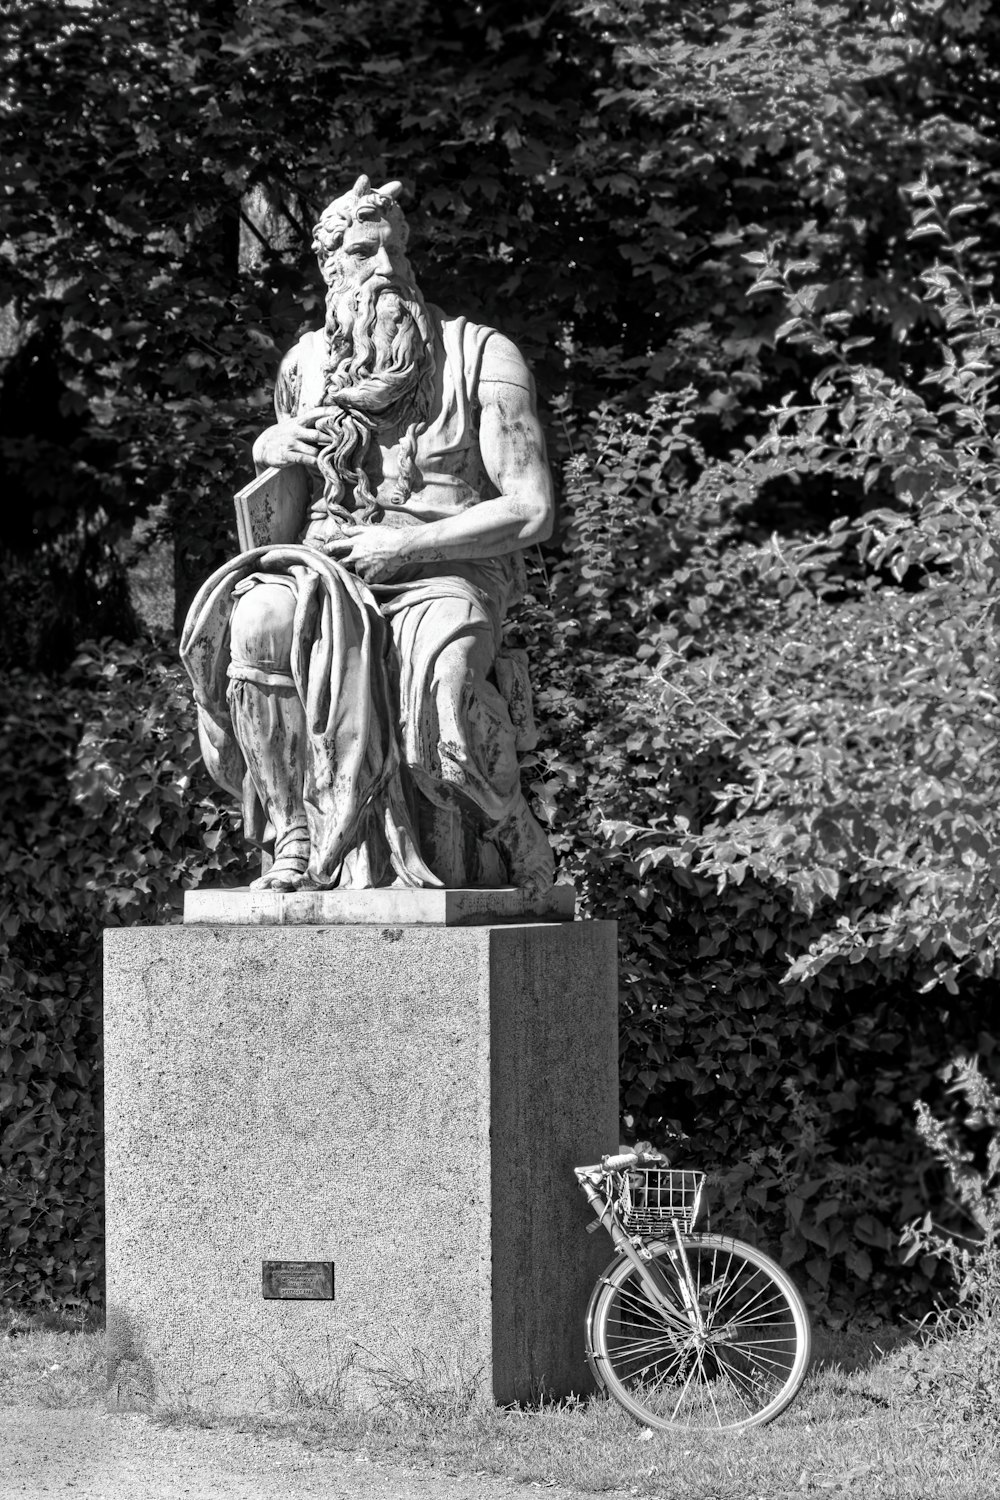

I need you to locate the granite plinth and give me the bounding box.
[103,919,617,1413]
[183,884,576,927]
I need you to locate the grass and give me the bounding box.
[2,1308,998,1498]
[0,1306,106,1411]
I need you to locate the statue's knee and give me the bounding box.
[230,584,295,671]
[433,632,493,693]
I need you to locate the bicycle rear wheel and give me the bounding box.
[587,1234,811,1431]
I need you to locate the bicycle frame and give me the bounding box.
[574,1163,707,1339]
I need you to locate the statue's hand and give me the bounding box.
[324,525,412,584]
[303,516,350,553]
[252,409,333,470]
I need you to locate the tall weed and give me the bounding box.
[892,1056,1000,1429]
[901,1056,1000,1318]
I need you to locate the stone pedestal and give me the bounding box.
[103,911,618,1412]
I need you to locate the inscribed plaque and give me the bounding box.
[262,1260,334,1300]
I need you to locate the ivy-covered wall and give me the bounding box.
[0,648,253,1309]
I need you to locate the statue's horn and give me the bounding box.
[377,180,403,200]
[353,174,371,195]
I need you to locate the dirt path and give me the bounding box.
[0,1407,616,1500]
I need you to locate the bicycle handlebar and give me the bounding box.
[602,1151,640,1172]
[575,1145,671,1178]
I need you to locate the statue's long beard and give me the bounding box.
[317,278,436,517]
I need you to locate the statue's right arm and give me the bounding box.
[251,345,330,475]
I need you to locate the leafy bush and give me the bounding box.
[0,642,252,1308]
[520,179,1000,1318]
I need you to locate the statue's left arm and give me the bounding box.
[326,334,554,582]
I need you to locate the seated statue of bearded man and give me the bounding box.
[180,175,556,896]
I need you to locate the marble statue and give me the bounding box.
[180,175,555,896]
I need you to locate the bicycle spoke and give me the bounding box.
[611,1277,697,1335]
[607,1302,693,1343]
[605,1309,692,1366]
[687,1345,761,1424]
[706,1262,769,1319]
[713,1351,774,1411]
[708,1346,759,1417]
[717,1339,797,1373]
[605,1278,696,1400]
[627,1346,689,1392]
[667,1346,703,1422]
[713,1276,792,1325]
[700,1347,724,1427]
[608,1339,690,1371]
[615,1271,687,1317]
[619,1356,690,1389]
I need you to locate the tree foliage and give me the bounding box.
[5,0,995,657]
[515,169,1000,1316]
[3,0,643,650]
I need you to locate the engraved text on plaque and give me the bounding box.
[262,1260,335,1299]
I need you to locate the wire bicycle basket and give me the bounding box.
[618,1168,706,1234]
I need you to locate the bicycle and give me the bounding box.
[574,1146,812,1431]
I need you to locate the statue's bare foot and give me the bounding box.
[251,839,311,892]
[251,860,312,892]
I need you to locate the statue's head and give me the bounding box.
[310,175,435,515]
[312,176,414,291]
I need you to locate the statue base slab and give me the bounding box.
[103,918,617,1412]
[183,884,576,927]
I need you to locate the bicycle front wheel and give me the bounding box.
[587,1234,811,1432]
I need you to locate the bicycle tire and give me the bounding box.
[586,1233,811,1432]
